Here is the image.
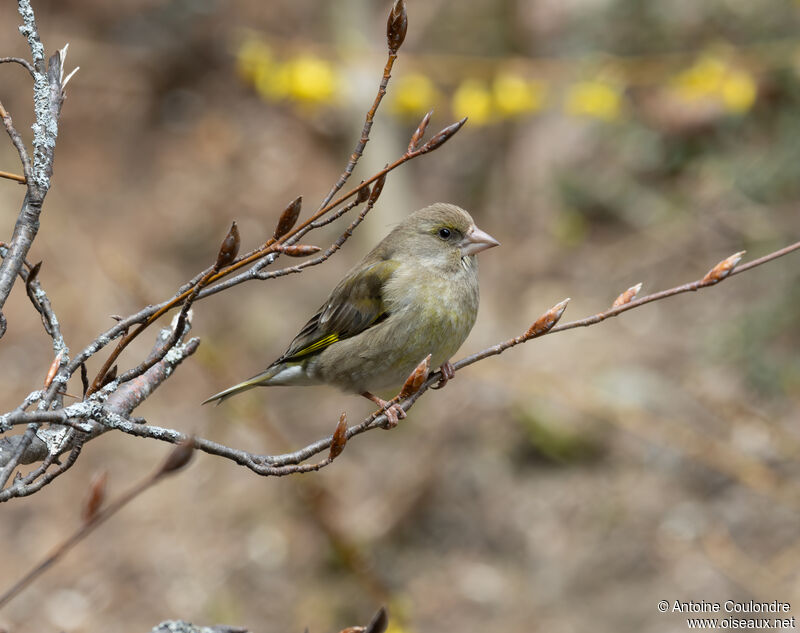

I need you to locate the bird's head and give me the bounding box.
[392,203,500,269]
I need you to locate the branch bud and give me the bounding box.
[44,350,63,389]
[329,413,348,460]
[25,261,43,313]
[280,244,321,257]
[399,354,431,399]
[274,196,303,240]
[407,109,433,154]
[356,181,370,203]
[369,173,388,204]
[365,607,389,633]
[157,438,195,476]
[702,251,745,284]
[525,298,570,339]
[612,282,642,308]
[82,471,108,523]
[386,0,408,53]
[215,221,240,268]
[419,118,467,154]
[80,362,89,398]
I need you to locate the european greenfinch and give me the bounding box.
[203,203,499,424]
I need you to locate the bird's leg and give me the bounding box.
[431,360,455,390]
[361,391,406,429]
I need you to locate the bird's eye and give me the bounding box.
[438,227,451,239]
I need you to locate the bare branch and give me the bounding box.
[0,5,77,324]
[0,324,200,500]
[0,55,36,78]
[317,0,407,212]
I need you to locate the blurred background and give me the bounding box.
[1,0,800,631]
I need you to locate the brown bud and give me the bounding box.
[215,221,240,268]
[329,413,348,460]
[407,109,433,154]
[399,354,431,399]
[369,173,387,204]
[386,0,408,53]
[44,350,63,389]
[702,251,745,284]
[280,244,321,257]
[612,282,642,308]
[82,471,108,523]
[356,182,370,204]
[525,298,570,339]
[80,362,89,398]
[419,117,467,154]
[365,607,388,633]
[25,261,42,311]
[274,196,303,240]
[157,438,195,476]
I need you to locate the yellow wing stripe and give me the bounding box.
[290,333,340,359]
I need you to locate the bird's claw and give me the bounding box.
[361,391,407,429]
[381,403,407,429]
[431,361,455,390]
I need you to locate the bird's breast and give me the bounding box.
[312,262,480,394]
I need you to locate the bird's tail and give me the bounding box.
[201,366,281,405]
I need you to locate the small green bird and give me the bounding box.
[203,202,499,424]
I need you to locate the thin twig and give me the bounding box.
[0,169,26,183]
[0,99,32,182]
[3,241,797,485]
[317,52,397,211]
[256,177,386,280]
[101,242,800,470]
[85,118,465,393]
[0,330,200,500]
[0,55,36,78]
[0,5,73,321]
[0,423,38,488]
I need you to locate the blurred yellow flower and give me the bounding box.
[720,70,757,113]
[565,81,622,121]
[671,56,757,113]
[672,56,727,99]
[493,73,546,116]
[236,38,273,84]
[255,63,290,100]
[285,55,337,104]
[390,72,438,116]
[452,79,492,125]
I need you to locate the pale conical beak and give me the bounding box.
[460,225,500,256]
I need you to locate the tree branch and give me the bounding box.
[0,3,77,325]
[5,241,794,485]
[0,55,36,78]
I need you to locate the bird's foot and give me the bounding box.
[431,361,455,390]
[361,392,406,429]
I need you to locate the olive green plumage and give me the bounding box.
[203,203,499,405]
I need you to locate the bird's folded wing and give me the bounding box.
[275,259,400,363]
